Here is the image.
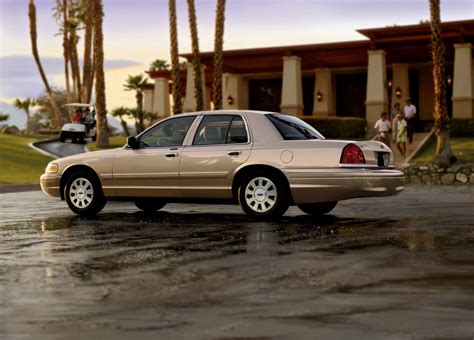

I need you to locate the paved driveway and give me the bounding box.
[1,186,473,339]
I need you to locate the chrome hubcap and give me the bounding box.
[245,177,277,213]
[69,178,94,209]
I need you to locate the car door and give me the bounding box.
[179,114,252,199]
[113,115,197,197]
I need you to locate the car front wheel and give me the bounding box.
[135,199,166,212]
[298,201,338,216]
[65,172,106,216]
[238,173,289,219]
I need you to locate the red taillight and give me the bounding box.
[340,143,366,164]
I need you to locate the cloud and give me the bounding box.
[0,55,140,98]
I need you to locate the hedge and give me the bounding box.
[450,119,474,137]
[302,116,367,139]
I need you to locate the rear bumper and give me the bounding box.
[285,168,404,204]
[40,173,61,198]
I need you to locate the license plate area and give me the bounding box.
[376,152,390,167]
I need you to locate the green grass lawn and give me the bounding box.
[411,137,474,163]
[0,134,53,184]
[88,136,127,151]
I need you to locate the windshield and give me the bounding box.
[266,114,325,140]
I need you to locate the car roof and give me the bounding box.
[63,103,94,108]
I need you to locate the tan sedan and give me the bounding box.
[40,111,404,218]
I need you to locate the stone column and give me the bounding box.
[280,56,304,116]
[183,63,207,112]
[143,88,154,113]
[153,77,171,117]
[313,68,334,116]
[391,63,410,108]
[222,73,245,109]
[452,43,474,118]
[366,50,388,128]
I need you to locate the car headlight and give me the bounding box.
[46,162,58,174]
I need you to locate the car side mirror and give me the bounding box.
[127,136,140,149]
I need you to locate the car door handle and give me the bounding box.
[227,151,241,156]
[165,152,178,158]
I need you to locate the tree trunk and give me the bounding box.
[81,0,93,103]
[169,0,182,114]
[429,0,456,165]
[212,0,226,110]
[70,32,82,101]
[28,0,63,128]
[93,0,109,147]
[62,0,71,104]
[187,0,203,111]
[136,91,145,133]
[120,118,130,136]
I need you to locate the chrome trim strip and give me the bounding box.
[180,171,228,179]
[113,172,178,179]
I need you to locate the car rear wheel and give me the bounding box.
[65,171,106,216]
[298,201,338,216]
[135,199,166,212]
[59,132,67,142]
[238,173,289,219]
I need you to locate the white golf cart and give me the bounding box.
[59,103,97,143]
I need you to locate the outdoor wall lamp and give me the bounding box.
[227,95,234,105]
[316,91,323,102]
[447,75,452,86]
[395,86,402,98]
[387,79,393,88]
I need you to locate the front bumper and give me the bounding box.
[40,173,61,198]
[285,168,404,204]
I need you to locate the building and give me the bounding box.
[146,19,474,128]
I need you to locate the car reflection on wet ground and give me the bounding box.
[1,186,473,339]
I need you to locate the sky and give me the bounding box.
[0,0,473,127]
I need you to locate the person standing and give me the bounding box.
[396,112,408,158]
[391,102,401,120]
[403,98,417,144]
[374,111,392,148]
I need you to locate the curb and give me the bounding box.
[0,183,41,194]
[29,138,59,159]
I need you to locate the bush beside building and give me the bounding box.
[302,117,366,139]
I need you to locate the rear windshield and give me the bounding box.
[266,114,325,140]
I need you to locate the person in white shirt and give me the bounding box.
[403,98,417,144]
[374,111,392,148]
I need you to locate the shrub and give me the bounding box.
[450,119,474,137]
[302,116,366,139]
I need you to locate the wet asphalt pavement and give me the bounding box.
[1,186,473,339]
[35,140,88,158]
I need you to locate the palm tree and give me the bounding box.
[14,98,35,120]
[169,0,182,114]
[149,59,170,72]
[59,0,71,103]
[429,0,456,165]
[212,0,226,110]
[0,113,9,122]
[81,0,94,103]
[124,74,149,133]
[111,107,131,136]
[93,0,108,147]
[28,0,63,128]
[187,0,203,111]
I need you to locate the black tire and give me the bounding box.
[92,134,97,142]
[134,199,166,212]
[59,132,66,143]
[238,172,289,219]
[298,201,338,216]
[65,171,106,216]
[78,133,85,144]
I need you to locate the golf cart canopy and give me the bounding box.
[63,103,95,108]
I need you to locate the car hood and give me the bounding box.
[54,147,120,172]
